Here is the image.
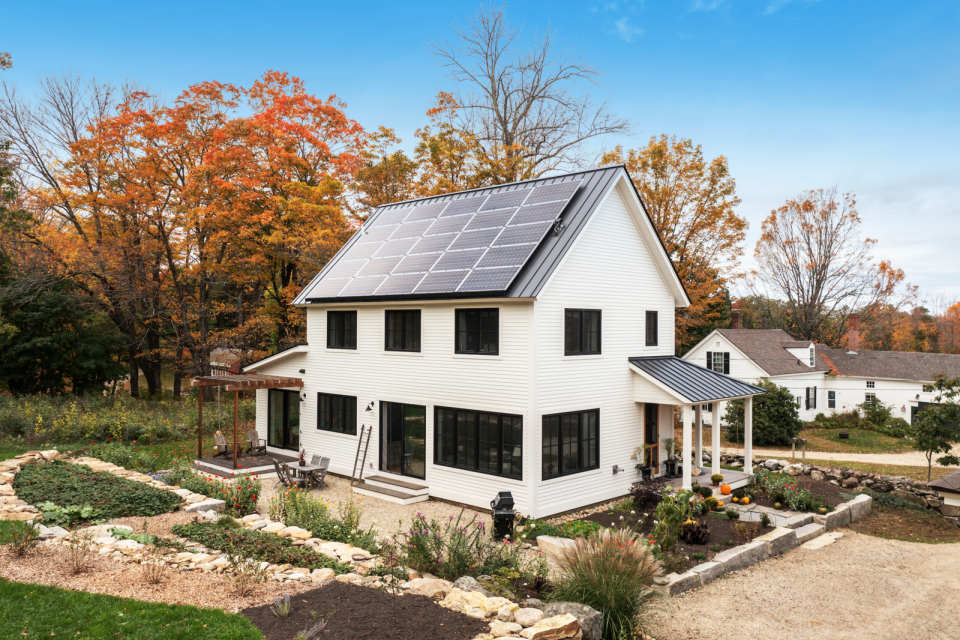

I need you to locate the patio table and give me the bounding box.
[285,461,322,479]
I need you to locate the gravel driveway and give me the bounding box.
[644,531,960,640]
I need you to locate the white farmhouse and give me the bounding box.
[683,311,960,425]
[241,166,762,517]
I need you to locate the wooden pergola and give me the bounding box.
[190,373,304,469]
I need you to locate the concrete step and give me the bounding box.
[793,522,825,544]
[364,475,430,496]
[352,483,429,505]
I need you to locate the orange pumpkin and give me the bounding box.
[720,484,732,495]
[731,497,740,503]
[741,497,751,505]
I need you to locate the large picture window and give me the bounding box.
[542,409,599,479]
[456,308,499,355]
[564,309,601,355]
[385,310,421,352]
[317,392,357,435]
[327,311,357,349]
[435,407,522,479]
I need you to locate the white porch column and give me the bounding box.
[694,405,703,469]
[682,404,692,491]
[711,402,721,477]
[744,395,754,476]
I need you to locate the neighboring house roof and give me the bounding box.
[293,165,688,305]
[928,469,960,495]
[628,356,766,403]
[713,329,831,377]
[816,346,960,382]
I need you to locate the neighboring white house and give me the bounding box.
[683,311,960,425]
[241,165,762,518]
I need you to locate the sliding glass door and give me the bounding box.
[380,401,426,479]
[268,390,300,451]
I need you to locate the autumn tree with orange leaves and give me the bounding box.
[752,187,912,347]
[602,136,747,353]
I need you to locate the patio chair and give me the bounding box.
[213,432,234,459]
[308,457,330,489]
[247,429,266,455]
[272,458,306,490]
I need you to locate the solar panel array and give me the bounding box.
[304,179,583,299]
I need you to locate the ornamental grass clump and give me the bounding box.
[551,528,663,640]
[268,489,379,553]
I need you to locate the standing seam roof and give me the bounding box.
[629,356,766,403]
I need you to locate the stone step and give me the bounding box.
[364,475,430,496]
[793,522,825,544]
[351,483,429,505]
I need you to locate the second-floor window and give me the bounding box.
[866,380,875,389]
[327,311,357,349]
[809,347,815,366]
[645,311,658,346]
[385,310,421,352]
[455,308,499,355]
[706,352,730,374]
[564,309,601,355]
[828,390,836,408]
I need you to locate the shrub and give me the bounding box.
[678,520,709,545]
[697,486,713,498]
[652,490,696,551]
[551,529,662,640]
[516,517,564,541]
[759,512,772,527]
[268,489,379,553]
[171,522,351,573]
[724,379,803,446]
[725,508,739,520]
[7,521,39,557]
[14,460,180,523]
[629,479,667,512]
[170,466,262,517]
[854,488,926,511]
[559,520,605,538]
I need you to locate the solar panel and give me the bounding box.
[493,222,552,246]
[405,201,448,222]
[481,189,532,211]
[395,253,442,273]
[459,268,518,291]
[415,270,469,294]
[425,215,471,236]
[448,228,501,251]
[431,249,486,272]
[441,197,487,217]
[465,208,517,231]
[375,272,426,296]
[303,177,583,300]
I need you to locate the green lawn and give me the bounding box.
[683,426,917,456]
[0,437,201,470]
[0,579,264,639]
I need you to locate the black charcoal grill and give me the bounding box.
[490,491,515,541]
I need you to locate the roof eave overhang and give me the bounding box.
[243,345,309,372]
[628,363,762,404]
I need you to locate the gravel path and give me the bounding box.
[644,531,960,640]
[744,445,960,467]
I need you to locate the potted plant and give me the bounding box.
[298,447,306,467]
[662,438,678,478]
[711,473,724,486]
[635,444,656,481]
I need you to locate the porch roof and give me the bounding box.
[190,372,304,391]
[628,356,765,404]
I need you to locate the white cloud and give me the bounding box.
[690,0,724,11]
[614,17,644,42]
[764,0,824,15]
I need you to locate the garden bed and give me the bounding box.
[743,475,846,510]
[241,581,490,640]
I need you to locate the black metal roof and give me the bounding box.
[294,165,685,304]
[629,356,766,403]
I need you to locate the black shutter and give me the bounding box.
[706,352,713,370]
[813,386,817,410]
[723,353,730,374]
[805,387,810,410]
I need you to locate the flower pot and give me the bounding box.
[664,459,678,478]
[299,461,305,467]
[639,466,652,481]
[712,481,720,486]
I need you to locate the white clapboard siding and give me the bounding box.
[532,183,678,517]
[253,300,535,515]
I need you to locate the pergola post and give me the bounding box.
[744,395,754,476]
[711,402,721,477]
[681,404,692,491]
[694,405,703,469]
[233,390,239,470]
[198,390,204,460]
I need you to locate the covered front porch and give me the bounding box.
[629,356,766,491]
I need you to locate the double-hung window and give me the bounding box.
[805,387,817,410]
[385,310,421,352]
[434,407,522,479]
[828,390,836,409]
[317,392,357,435]
[865,392,876,406]
[455,308,499,355]
[645,311,658,346]
[542,409,599,479]
[706,352,730,374]
[327,311,357,349]
[564,309,601,355]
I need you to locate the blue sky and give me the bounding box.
[4,0,960,299]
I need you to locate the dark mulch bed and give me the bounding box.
[580,510,773,573]
[849,505,960,544]
[240,581,490,640]
[747,476,847,509]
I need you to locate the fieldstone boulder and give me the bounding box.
[536,535,577,561]
[523,598,545,610]
[842,477,860,489]
[811,470,826,482]
[872,480,894,492]
[519,613,580,640]
[404,577,454,598]
[454,575,496,598]
[941,504,960,517]
[490,621,524,637]
[783,464,803,476]
[496,604,516,622]
[441,588,491,613]
[542,602,601,640]
[514,607,546,628]
[893,490,928,508]
[184,498,225,513]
